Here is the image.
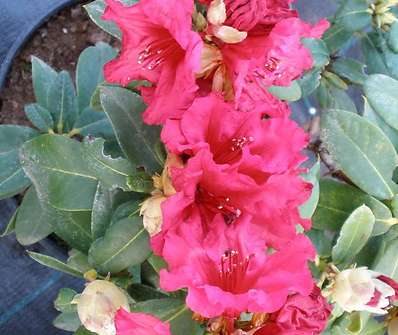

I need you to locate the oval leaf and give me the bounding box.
[88,215,151,274]
[321,109,398,199]
[332,205,375,264]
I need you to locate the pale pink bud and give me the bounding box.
[212,25,247,44]
[77,280,130,335]
[207,0,227,26]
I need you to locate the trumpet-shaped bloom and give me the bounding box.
[159,217,315,318]
[103,0,202,124]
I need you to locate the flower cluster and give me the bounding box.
[102,0,331,333]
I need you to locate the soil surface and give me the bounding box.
[0,3,118,126]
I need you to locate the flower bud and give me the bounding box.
[331,268,398,315]
[212,25,247,44]
[207,0,227,26]
[77,280,130,335]
[140,193,166,236]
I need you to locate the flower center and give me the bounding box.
[213,135,255,165]
[196,188,242,224]
[264,56,280,72]
[137,37,176,70]
[218,249,251,293]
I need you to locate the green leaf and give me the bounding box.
[334,0,371,32]
[127,171,154,193]
[0,208,17,237]
[88,215,151,274]
[364,74,398,131]
[0,125,38,199]
[48,71,78,133]
[67,249,92,273]
[332,205,375,264]
[53,311,81,332]
[24,104,54,132]
[388,21,398,53]
[306,229,334,257]
[331,58,367,85]
[131,299,203,335]
[52,210,93,253]
[54,288,78,313]
[15,187,53,245]
[297,69,321,98]
[76,42,117,112]
[82,137,133,191]
[31,56,58,110]
[361,33,390,77]
[91,183,113,240]
[313,179,395,236]
[363,97,398,152]
[74,327,96,335]
[20,134,98,211]
[302,38,330,69]
[147,253,167,274]
[374,239,398,280]
[100,86,162,173]
[328,87,357,114]
[84,0,122,39]
[323,23,352,54]
[300,161,320,219]
[128,284,169,301]
[268,80,302,102]
[73,107,114,139]
[321,109,398,199]
[28,251,84,278]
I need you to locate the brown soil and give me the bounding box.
[0,3,118,126]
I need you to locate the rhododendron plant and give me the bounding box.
[3,0,398,334]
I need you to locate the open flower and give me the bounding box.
[254,286,331,335]
[103,0,202,124]
[159,216,315,318]
[77,280,130,335]
[115,309,171,335]
[330,268,398,315]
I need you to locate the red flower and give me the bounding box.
[255,286,332,335]
[103,0,202,124]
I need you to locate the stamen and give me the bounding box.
[218,249,251,293]
[264,57,280,72]
[231,136,254,152]
[137,38,176,70]
[196,188,241,224]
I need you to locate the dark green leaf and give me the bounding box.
[147,254,167,274]
[297,69,321,98]
[321,109,398,199]
[83,137,133,191]
[73,107,114,139]
[268,80,302,102]
[48,71,78,133]
[88,215,151,274]
[0,125,38,199]
[20,134,98,211]
[328,87,357,114]
[54,288,78,313]
[100,86,162,173]
[334,0,371,32]
[76,42,117,112]
[331,58,367,85]
[332,205,375,264]
[28,251,84,278]
[361,32,390,77]
[128,284,169,301]
[91,183,113,240]
[313,179,395,235]
[74,326,97,335]
[31,56,58,109]
[127,171,154,193]
[324,71,348,90]
[67,249,92,273]
[24,103,54,132]
[306,229,334,257]
[323,23,352,53]
[15,187,53,245]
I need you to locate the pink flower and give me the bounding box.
[248,18,330,88]
[102,0,202,124]
[161,95,307,175]
[159,217,315,318]
[115,308,171,335]
[255,286,331,335]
